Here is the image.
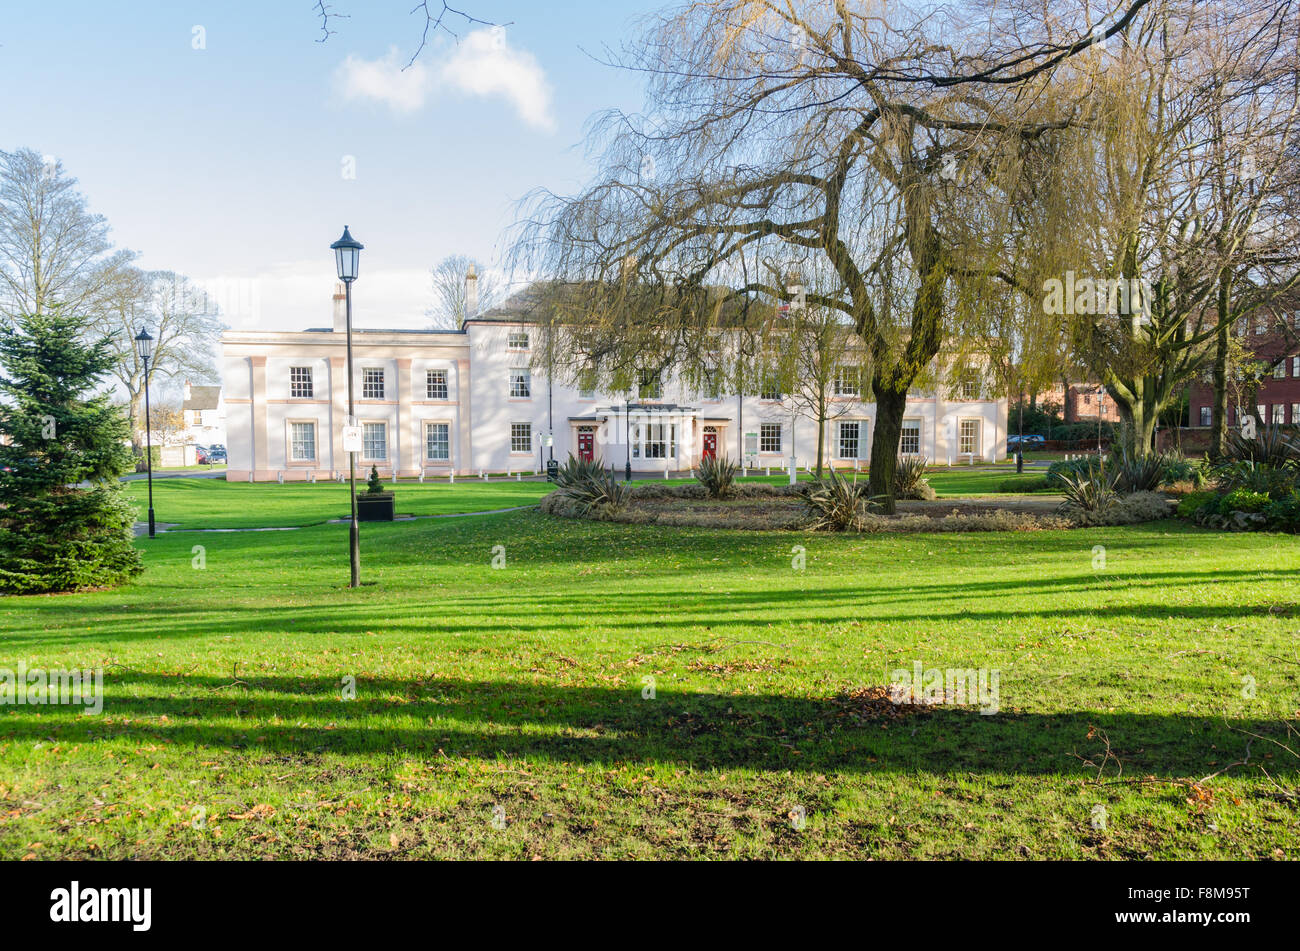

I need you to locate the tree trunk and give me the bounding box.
[867,385,907,513]
[1209,276,1231,461]
[815,411,825,477]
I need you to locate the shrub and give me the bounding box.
[1046,456,1101,487]
[1055,463,1120,516]
[553,453,606,490]
[1066,491,1172,527]
[802,468,874,531]
[1211,460,1297,498]
[1264,491,1300,533]
[366,465,385,494]
[1176,491,1218,519]
[696,454,738,498]
[1159,453,1208,488]
[1220,488,1271,514]
[998,476,1051,493]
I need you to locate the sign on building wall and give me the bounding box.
[342,425,362,453]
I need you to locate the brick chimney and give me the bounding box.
[465,265,478,321]
[332,282,347,332]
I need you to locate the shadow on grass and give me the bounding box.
[4,672,1292,781]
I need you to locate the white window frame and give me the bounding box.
[900,418,922,456]
[290,366,313,399]
[959,418,982,456]
[834,366,861,398]
[362,421,387,461]
[362,368,385,400]
[426,369,449,400]
[507,331,530,350]
[509,367,532,398]
[510,422,532,454]
[759,423,782,454]
[288,420,316,462]
[836,420,864,459]
[425,421,450,461]
[1199,406,1212,427]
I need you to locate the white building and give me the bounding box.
[181,381,226,447]
[220,279,1007,481]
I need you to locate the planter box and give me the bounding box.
[357,492,395,522]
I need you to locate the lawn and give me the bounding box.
[1,482,1297,859]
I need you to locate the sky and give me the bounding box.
[2,0,661,332]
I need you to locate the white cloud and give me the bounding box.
[334,28,556,132]
[335,50,432,114]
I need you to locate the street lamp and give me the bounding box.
[134,328,156,538]
[331,225,364,588]
[1096,386,1105,453]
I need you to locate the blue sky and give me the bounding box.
[2,0,660,330]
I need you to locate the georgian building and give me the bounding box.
[220,279,1008,481]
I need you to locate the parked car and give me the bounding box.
[205,447,227,464]
[1007,434,1046,451]
[194,445,210,463]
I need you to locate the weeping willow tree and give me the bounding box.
[1040,0,1300,456]
[513,0,1142,508]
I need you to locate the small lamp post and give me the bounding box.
[1096,386,1105,453]
[134,328,157,538]
[625,400,633,482]
[331,226,364,588]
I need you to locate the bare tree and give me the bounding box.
[0,148,132,325]
[427,254,503,329]
[90,269,224,442]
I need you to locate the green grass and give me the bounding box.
[2,480,1297,859]
[124,477,554,529]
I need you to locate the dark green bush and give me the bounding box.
[1264,491,1300,532]
[1176,491,1218,519]
[802,468,874,531]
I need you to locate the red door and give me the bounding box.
[578,430,594,462]
[702,432,717,461]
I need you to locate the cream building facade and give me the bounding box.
[221,283,1008,481]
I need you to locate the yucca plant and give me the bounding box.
[894,455,931,499]
[554,455,630,515]
[802,467,874,531]
[1211,459,1298,498]
[1225,423,1299,467]
[1111,448,1166,493]
[1055,463,1121,515]
[696,454,738,499]
[553,453,607,490]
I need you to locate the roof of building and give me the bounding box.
[470,280,768,328]
[183,386,221,411]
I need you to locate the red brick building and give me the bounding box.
[1188,310,1300,430]
[1027,381,1122,424]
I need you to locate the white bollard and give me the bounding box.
[517,472,522,481]
[418,471,425,484]
[480,469,485,480]
[449,472,454,484]
[277,471,284,484]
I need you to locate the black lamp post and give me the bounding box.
[625,400,633,482]
[1096,387,1105,453]
[331,226,364,588]
[134,328,156,538]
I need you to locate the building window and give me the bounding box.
[508,331,530,350]
[1257,404,1267,422]
[834,366,861,397]
[1199,406,1212,426]
[1273,404,1286,424]
[425,422,450,460]
[1293,356,1299,378]
[1256,314,1268,334]
[957,376,978,400]
[511,423,532,453]
[509,367,531,398]
[643,423,676,459]
[362,422,387,460]
[760,375,782,401]
[1083,393,1092,405]
[702,365,723,399]
[1292,403,1300,424]
[426,369,449,400]
[837,420,863,459]
[900,419,921,455]
[959,419,981,456]
[363,368,385,400]
[759,423,782,454]
[290,366,313,398]
[1275,362,1287,380]
[577,367,597,399]
[632,424,640,458]
[638,370,662,400]
[289,422,316,461]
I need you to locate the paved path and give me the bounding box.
[121,469,227,481]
